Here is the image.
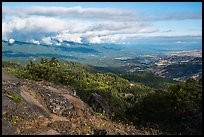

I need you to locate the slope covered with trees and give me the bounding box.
[2,57,202,135]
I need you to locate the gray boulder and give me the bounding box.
[88,93,112,116]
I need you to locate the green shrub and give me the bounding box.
[7,94,22,103]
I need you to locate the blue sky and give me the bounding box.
[2,2,202,14]
[2,2,201,11]
[2,2,202,45]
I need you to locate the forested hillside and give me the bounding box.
[2,57,202,135]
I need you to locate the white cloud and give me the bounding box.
[55,33,82,43]
[2,16,68,40]
[88,36,101,44]
[2,6,142,22]
[176,41,183,44]
[3,6,201,22]
[176,40,198,44]
[56,43,61,46]
[42,37,52,45]
[30,39,40,45]
[4,6,199,45]
[2,14,158,44]
[100,35,129,44]
[9,38,15,44]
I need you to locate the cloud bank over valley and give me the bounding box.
[2,4,202,46]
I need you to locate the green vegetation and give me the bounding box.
[121,71,178,90]
[7,94,22,103]
[2,57,202,135]
[15,58,143,120]
[2,61,21,74]
[14,57,154,121]
[127,78,202,135]
[8,115,21,125]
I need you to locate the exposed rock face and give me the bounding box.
[2,119,20,135]
[88,93,112,116]
[39,89,75,117]
[2,73,146,135]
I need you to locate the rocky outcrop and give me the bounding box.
[2,73,146,135]
[39,89,76,117]
[88,93,112,116]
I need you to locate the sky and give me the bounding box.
[2,2,202,45]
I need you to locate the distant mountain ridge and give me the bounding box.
[2,40,202,80]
